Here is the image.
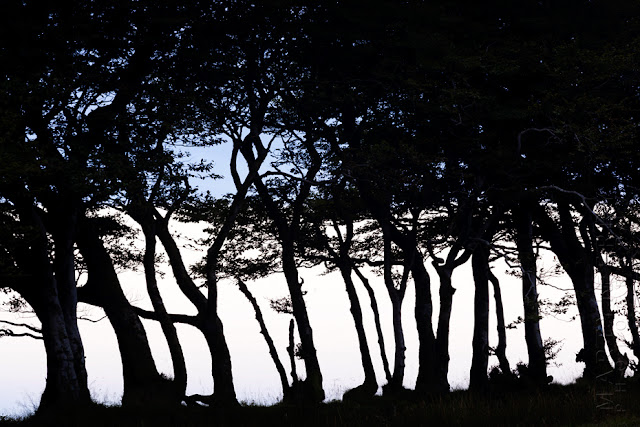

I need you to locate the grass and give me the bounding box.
[2,381,640,426]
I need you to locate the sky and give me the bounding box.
[0,143,632,417]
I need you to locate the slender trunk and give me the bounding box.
[470,245,490,391]
[141,225,187,400]
[287,319,299,385]
[624,258,640,363]
[599,262,629,378]
[282,242,324,402]
[434,267,454,392]
[353,266,392,383]
[237,279,290,395]
[338,261,377,389]
[488,268,510,375]
[515,207,547,383]
[381,233,406,393]
[75,221,171,407]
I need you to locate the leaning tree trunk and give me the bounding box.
[140,224,188,401]
[515,206,547,384]
[470,245,490,391]
[76,221,174,407]
[281,242,325,402]
[338,260,377,398]
[237,279,291,397]
[353,266,392,383]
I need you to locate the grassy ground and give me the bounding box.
[2,382,639,426]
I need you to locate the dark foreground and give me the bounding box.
[1,383,639,427]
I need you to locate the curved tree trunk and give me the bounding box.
[338,261,377,396]
[141,224,188,401]
[202,310,238,405]
[76,220,173,407]
[281,242,325,402]
[533,202,612,378]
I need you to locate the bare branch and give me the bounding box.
[0,320,42,334]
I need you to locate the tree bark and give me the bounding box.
[281,242,325,402]
[488,268,511,375]
[470,245,490,391]
[597,260,628,378]
[338,262,378,391]
[514,207,547,383]
[623,258,640,364]
[140,224,188,400]
[434,266,454,392]
[75,220,173,407]
[353,266,392,383]
[237,279,290,396]
[412,256,440,394]
[533,202,612,378]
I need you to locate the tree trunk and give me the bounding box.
[434,267,454,392]
[488,268,510,375]
[412,258,440,394]
[598,262,629,378]
[514,207,547,383]
[35,281,89,411]
[353,266,392,383]
[281,242,325,402]
[201,313,238,405]
[623,258,640,364]
[75,221,173,407]
[141,225,188,400]
[237,279,290,396]
[533,202,612,378]
[470,245,490,391]
[338,261,377,392]
[52,216,90,403]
